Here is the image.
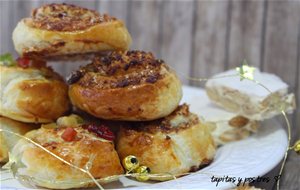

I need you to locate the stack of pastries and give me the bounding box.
[1,3,216,189]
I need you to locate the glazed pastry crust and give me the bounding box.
[0,117,37,162]
[11,126,123,189]
[116,104,215,179]
[0,66,69,123]
[68,51,182,121]
[12,3,132,59]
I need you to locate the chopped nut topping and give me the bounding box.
[228,116,249,128]
[124,104,199,134]
[69,51,169,89]
[28,3,116,31]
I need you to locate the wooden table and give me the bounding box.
[252,152,299,190]
[252,112,300,190]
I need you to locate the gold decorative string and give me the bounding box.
[235,61,293,190]
[1,60,298,190]
[0,127,236,189]
[289,140,300,154]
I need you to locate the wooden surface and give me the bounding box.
[0,0,299,189]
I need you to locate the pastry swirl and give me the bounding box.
[9,115,123,189]
[116,104,216,179]
[68,50,166,88]
[68,50,182,121]
[0,65,69,123]
[12,3,132,59]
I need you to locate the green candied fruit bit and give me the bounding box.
[0,53,16,66]
[56,114,84,127]
[75,115,84,124]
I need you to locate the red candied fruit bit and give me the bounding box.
[17,57,31,68]
[61,127,77,142]
[83,124,115,141]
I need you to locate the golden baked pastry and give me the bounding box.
[68,50,182,121]
[116,104,215,180]
[0,116,37,163]
[8,115,124,189]
[0,58,69,123]
[12,3,132,59]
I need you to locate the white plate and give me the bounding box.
[0,86,288,190]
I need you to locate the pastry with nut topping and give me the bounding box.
[12,3,132,59]
[68,50,182,121]
[116,104,215,180]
